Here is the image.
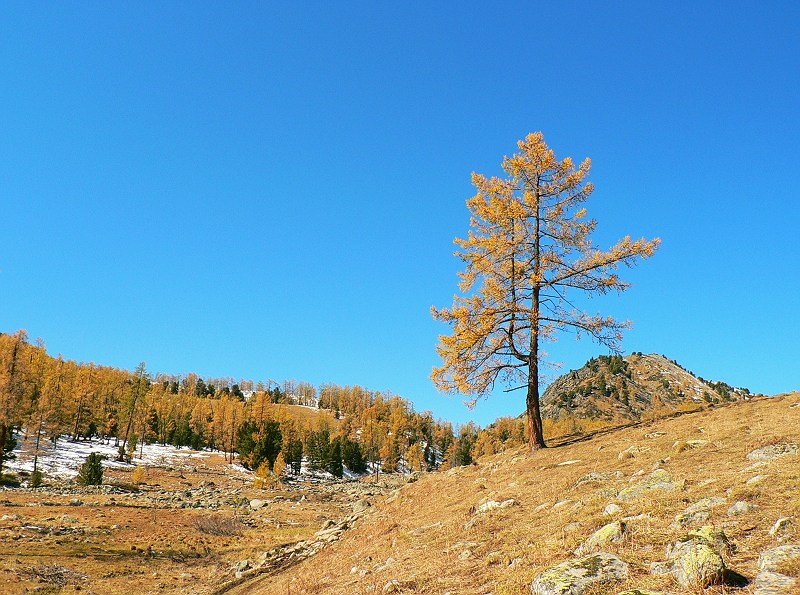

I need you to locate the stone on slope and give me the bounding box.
[746,443,799,461]
[671,496,726,528]
[727,501,756,516]
[249,499,267,511]
[753,570,797,594]
[574,521,626,555]
[530,552,628,595]
[650,525,729,588]
[757,544,800,573]
[618,469,681,501]
[768,518,792,538]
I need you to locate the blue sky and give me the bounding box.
[1,3,798,427]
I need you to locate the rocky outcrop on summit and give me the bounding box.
[541,353,752,422]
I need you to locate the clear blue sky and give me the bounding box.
[2,3,798,427]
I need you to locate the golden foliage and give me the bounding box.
[272,451,286,478]
[432,132,659,447]
[131,465,146,485]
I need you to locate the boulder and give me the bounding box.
[475,498,516,514]
[574,521,626,555]
[650,525,728,588]
[530,552,628,595]
[753,570,797,594]
[727,501,756,516]
[249,499,267,511]
[746,443,799,461]
[671,496,726,528]
[768,518,792,538]
[757,544,800,573]
[618,469,681,501]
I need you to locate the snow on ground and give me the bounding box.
[6,432,218,479]
[6,431,383,482]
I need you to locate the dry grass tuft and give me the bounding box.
[17,564,86,586]
[192,513,246,536]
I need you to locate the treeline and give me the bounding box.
[0,330,517,479]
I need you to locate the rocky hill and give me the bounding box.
[541,353,755,422]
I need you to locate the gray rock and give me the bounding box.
[353,499,371,514]
[757,544,800,572]
[530,552,628,595]
[672,496,726,528]
[727,501,756,516]
[475,498,516,514]
[618,469,681,501]
[573,472,609,488]
[618,445,649,460]
[574,521,626,555]
[603,503,623,516]
[769,518,792,538]
[747,443,799,461]
[249,499,267,511]
[651,525,729,588]
[753,570,797,594]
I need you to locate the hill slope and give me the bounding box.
[541,353,753,423]
[234,392,800,594]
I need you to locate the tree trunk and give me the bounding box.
[526,361,547,450]
[72,394,85,441]
[0,424,6,475]
[528,251,546,450]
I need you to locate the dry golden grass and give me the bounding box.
[0,452,351,595]
[241,392,800,594]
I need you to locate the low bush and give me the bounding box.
[0,473,21,488]
[192,514,245,536]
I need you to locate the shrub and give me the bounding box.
[77,452,104,486]
[0,473,21,488]
[30,469,43,488]
[253,461,275,489]
[131,465,146,485]
[192,514,245,536]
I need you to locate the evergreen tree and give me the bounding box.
[77,452,104,485]
[326,438,343,478]
[341,438,367,473]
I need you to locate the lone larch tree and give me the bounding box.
[432,132,660,450]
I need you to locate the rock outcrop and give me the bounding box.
[650,525,730,588]
[541,353,751,422]
[530,552,629,595]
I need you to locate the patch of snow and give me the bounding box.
[6,431,212,479]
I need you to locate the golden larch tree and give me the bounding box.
[432,132,660,450]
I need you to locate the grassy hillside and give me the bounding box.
[238,392,800,594]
